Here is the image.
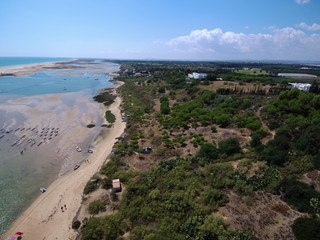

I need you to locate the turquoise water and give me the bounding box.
[0,60,119,236]
[0,57,71,67]
[0,69,114,103]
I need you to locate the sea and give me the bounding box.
[0,57,118,236]
[0,57,71,67]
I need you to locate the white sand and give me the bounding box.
[4,89,125,239]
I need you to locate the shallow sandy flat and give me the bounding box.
[4,86,125,239]
[0,60,75,76]
[0,59,118,77]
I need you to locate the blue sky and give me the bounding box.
[0,0,319,61]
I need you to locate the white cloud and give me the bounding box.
[295,0,311,4]
[165,27,320,60]
[298,22,320,31]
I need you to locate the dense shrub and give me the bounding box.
[281,179,320,213]
[72,220,81,230]
[88,200,105,214]
[93,91,116,106]
[105,110,116,123]
[292,217,320,240]
[83,178,100,195]
[219,138,241,155]
[197,143,219,162]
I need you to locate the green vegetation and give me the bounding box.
[82,156,258,239]
[236,70,269,75]
[218,138,241,156]
[93,90,116,106]
[72,220,81,230]
[105,110,116,123]
[280,179,320,213]
[81,61,320,240]
[88,200,106,215]
[292,218,320,240]
[83,177,100,195]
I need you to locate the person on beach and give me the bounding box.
[61,206,64,212]
[64,204,67,210]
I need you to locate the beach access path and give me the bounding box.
[4,87,126,240]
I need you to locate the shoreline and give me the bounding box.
[0,59,78,77]
[0,59,121,78]
[3,81,126,240]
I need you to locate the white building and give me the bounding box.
[188,72,208,79]
[278,73,317,78]
[289,83,311,91]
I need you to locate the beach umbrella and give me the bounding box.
[15,232,23,235]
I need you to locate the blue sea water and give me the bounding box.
[0,57,71,67]
[0,59,119,236]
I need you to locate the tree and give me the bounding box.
[309,80,320,94]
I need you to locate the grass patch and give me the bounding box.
[105,110,116,123]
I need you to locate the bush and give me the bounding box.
[83,178,100,195]
[72,220,81,230]
[105,110,116,123]
[81,217,104,240]
[292,217,320,240]
[88,200,105,214]
[197,143,219,162]
[93,91,116,106]
[211,126,217,133]
[281,179,320,213]
[219,138,241,155]
[158,86,166,93]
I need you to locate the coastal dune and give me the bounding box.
[4,89,126,239]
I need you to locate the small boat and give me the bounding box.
[74,164,80,170]
[87,149,93,153]
[40,187,46,193]
[76,146,82,152]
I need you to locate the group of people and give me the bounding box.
[61,204,67,212]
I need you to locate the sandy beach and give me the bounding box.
[3,83,125,239]
[0,59,119,78]
[0,60,78,77]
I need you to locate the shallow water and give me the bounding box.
[0,57,71,67]
[0,60,118,235]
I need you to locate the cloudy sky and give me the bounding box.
[0,0,319,61]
